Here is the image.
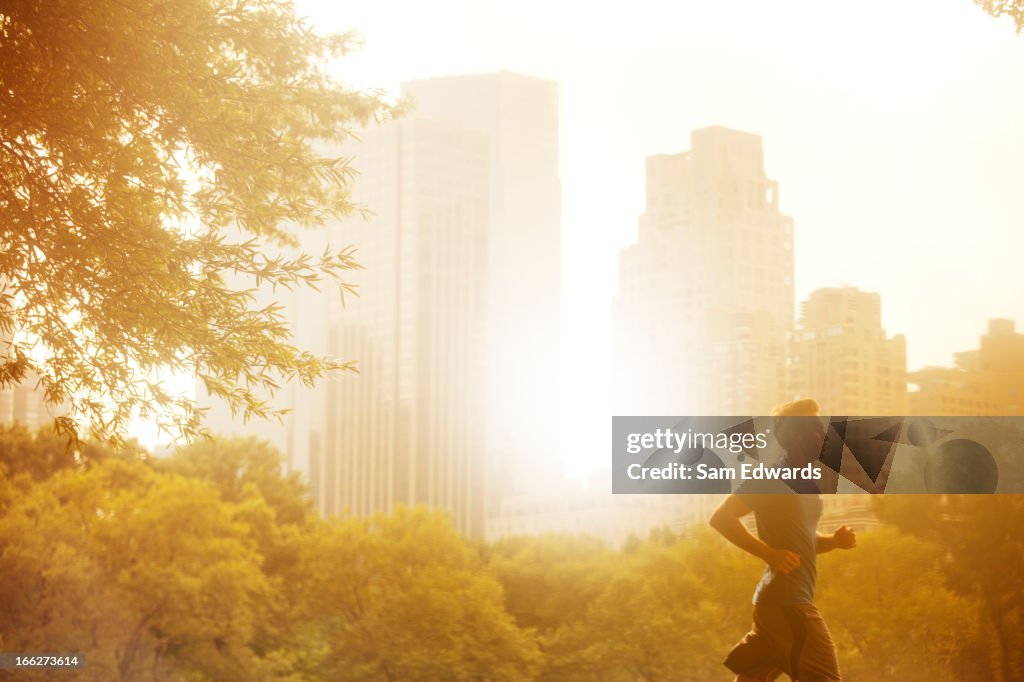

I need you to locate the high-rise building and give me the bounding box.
[311,118,490,536]
[0,380,49,430]
[0,328,53,430]
[614,126,794,416]
[401,72,562,499]
[909,318,1024,415]
[790,287,907,415]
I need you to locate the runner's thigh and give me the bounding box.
[796,605,841,681]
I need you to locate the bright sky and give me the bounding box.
[284,0,1024,477]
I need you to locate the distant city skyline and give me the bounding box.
[299,0,1024,477]
[112,2,1024,483]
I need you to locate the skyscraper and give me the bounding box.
[401,72,562,498]
[0,328,54,430]
[312,118,490,536]
[614,126,793,416]
[790,287,907,415]
[0,379,49,429]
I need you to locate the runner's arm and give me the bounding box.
[710,494,800,574]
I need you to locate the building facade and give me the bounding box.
[311,118,491,536]
[614,127,794,416]
[909,318,1024,415]
[0,329,53,430]
[401,72,563,500]
[0,380,50,430]
[790,287,907,415]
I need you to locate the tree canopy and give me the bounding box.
[0,0,392,442]
[0,427,1017,681]
[975,0,1024,32]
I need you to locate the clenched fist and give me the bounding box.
[833,525,857,550]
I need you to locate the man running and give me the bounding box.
[709,398,856,682]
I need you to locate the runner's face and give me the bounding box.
[790,418,827,464]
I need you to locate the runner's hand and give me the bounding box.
[833,525,857,549]
[764,547,801,574]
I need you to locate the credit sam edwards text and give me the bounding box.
[625,461,824,481]
[623,426,822,482]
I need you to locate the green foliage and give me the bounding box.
[0,423,102,481]
[163,435,313,525]
[0,459,271,681]
[0,431,543,681]
[533,529,761,682]
[576,539,723,681]
[161,436,318,674]
[0,0,393,443]
[975,0,1024,32]
[298,507,544,681]
[486,533,614,633]
[0,423,140,514]
[877,495,1024,681]
[818,527,981,682]
[485,534,617,680]
[1,429,1020,680]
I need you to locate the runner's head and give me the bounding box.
[771,398,826,464]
